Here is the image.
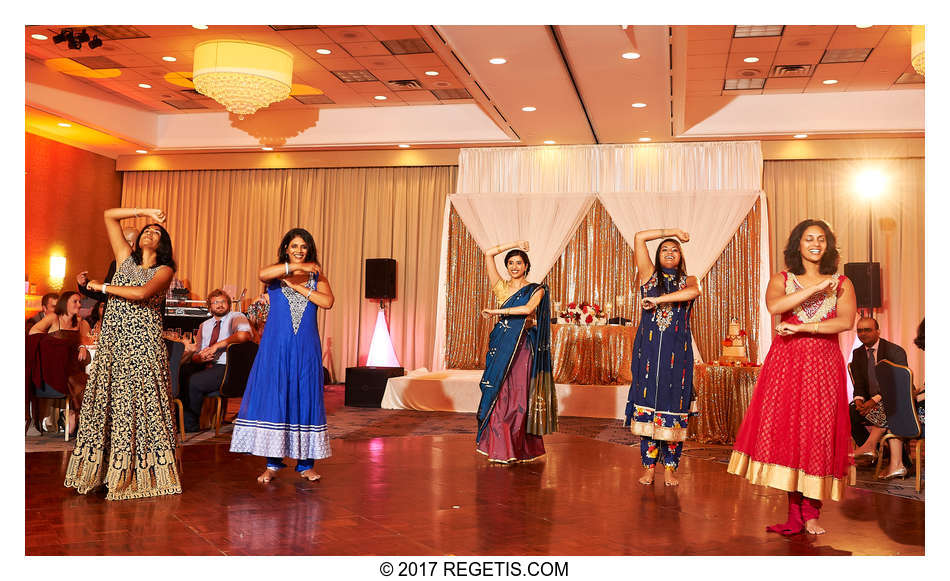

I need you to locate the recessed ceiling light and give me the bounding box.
[138,83,152,89]
[315,48,332,55]
[398,144,410,148]
[521,106,537,112]
[822,79,839,85]
[261,146,274,151]
[135,149,148,154]
[424,70,439,76]
[374,95,388,100]
[162,56,177,62]
[743,57,760,63]
[631,102,647,108]
[489,58,507,64]
[794,134,808,139]
[638,137,652,142]
[192,25,209,30]
[543,140,556,145]
[621,52,641,60]
[855,25,873,29]
[31,34,48,40]
[57,122,72,128]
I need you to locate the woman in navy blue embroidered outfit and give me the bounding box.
[475,240,557,463]
[230,228,334,483]
[624,229,700,486]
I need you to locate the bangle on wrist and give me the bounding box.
[306,289,313,299]
[102,283,108,294]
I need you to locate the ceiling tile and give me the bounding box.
[685,26,734,41]
[730,36,782,53]
[827,26,888,49]
[356,55,403,71]
[366,25,422,41]
[687,38,732,55]
[321,26,376,44]
[686,66,727,81]
[394,53,444,68]
[277,28,333,45]
[342,41,391,57]
[773,49,825,66]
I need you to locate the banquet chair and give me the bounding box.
[873,359,924,491]
[209,341,258,436]
[34,384,70,442]
[164,338,186,441]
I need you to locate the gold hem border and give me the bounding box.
[727,451,847,501]
[630,421,688,442]
[475,447,545,464]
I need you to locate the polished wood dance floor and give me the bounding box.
[26,430,923,556]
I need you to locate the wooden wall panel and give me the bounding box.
[25,132,122,298]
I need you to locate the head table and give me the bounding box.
[551,323,634,385]
[687,363,760,444]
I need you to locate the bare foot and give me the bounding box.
[638,466,655,485]
[257,468,278,484]
[663,469,679,486]
[805,519,825,535]
[299,468,321,482]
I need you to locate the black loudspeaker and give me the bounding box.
[365,258,397,300]
[844,262,882,309]
[345,366,404,407]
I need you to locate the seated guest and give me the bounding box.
[181,289,252,432]
[849,317,908,470]
[28,291,92,434]
[26,292,58,334]
[85,300,105,340]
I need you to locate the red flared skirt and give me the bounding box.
[728,333,853,501]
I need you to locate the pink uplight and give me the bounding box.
[366,309,400,367]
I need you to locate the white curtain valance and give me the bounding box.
[457,141,763,194]
[450,192,596,283]
[597,190,761,281]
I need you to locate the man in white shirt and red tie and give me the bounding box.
[182,289,252,433]
[848,317,909,462]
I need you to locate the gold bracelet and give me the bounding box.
[813,322,819,333]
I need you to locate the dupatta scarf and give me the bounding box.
[475,283,558,442]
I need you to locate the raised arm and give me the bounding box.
[259,262,320,283]
[633,229,689,282]
[484,240,529,287]
[86,265,174,302]
[103,208,164,263]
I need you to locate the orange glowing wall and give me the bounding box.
[25,132,122,297]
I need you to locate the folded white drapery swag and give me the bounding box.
[433,141,771,371]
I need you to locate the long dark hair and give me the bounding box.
[278,228,320,266]
[783,219,839,275]
[132,223,177,271]
[54,291,79,328]
[653,238,687,295]
[86,300,104,329]
[504,249,531,274]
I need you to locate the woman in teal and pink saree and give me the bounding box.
[475,240,557,463]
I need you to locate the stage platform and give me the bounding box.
[382,369,627,419]
[26,431,923,556]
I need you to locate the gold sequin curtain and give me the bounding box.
[692,198,762,363]
[445,199,762,369]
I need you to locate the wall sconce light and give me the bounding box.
[49,255,66,279]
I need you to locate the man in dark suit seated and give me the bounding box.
[849,317,909,473]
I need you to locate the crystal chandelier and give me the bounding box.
[911,25,925,77]
[193,40,293,116]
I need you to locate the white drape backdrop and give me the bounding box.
[450,193,596,283]
[434,142,769,370]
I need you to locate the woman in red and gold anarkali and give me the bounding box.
[728,219,856,535]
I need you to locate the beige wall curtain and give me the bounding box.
[762,158,924,380]
[121,166,457,378]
